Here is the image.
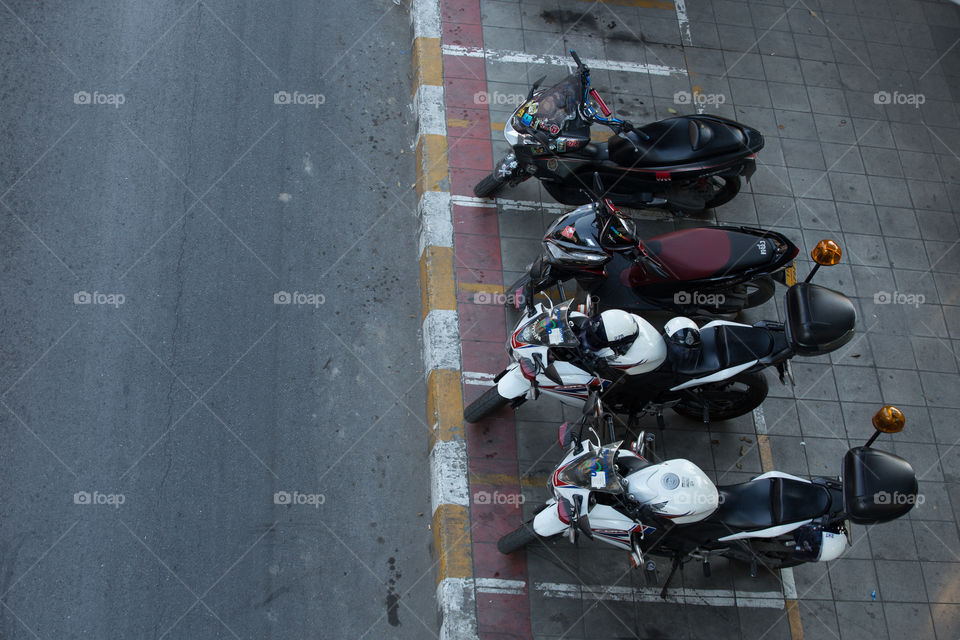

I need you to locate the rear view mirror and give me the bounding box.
[558,422,573,448]
[811,239,842,266]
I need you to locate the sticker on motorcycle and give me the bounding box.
[527,102,538,114]
[547,158,559,171]
[561,225,576,239]
[521,113,533,126]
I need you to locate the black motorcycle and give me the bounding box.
[475,51,764,213]
[513,184,800,316]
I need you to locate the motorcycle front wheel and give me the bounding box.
[463,384,510,423]
[497,523,540,554]
[671,371,768,421]
[474,173,506,198]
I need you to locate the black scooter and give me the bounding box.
[513,179,800,316]
[475,51,764,213]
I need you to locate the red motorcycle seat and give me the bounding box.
[633,228,774,282]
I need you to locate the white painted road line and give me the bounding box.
[441,44,688,77]
[475,578,527,595]
[535,581,785,609]
[451,194,676,221]
[674,0,693,46]
[462,371,496,387]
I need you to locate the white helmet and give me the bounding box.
[585,309,639,355]
[664,317,701,348]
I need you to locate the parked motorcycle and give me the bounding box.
[499,398,917,591]
[512,181,800,315]
[475,50,764,213]
[463,240,855,424]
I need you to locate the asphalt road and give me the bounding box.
[0,1,435,638]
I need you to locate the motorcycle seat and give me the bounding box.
[643,228,777,281]
[713,477,832,531]
[670,324,774,376]
[607,117,747,167]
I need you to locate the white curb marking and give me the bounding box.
[422,309,461,373]
[430,439,471,513]
[441,44,688,77]
[462,371,496,386]
[675,0,692,46]
[535,582,785,609]
[476,577,527,595]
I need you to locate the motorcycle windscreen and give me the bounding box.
[513,74,582,137]
[517,303,579,347]
[558,446,622,493]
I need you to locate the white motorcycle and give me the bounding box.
[464,242,856,425]
[499,397,918,590]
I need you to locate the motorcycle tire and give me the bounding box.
[474,173,505,198]
[497,523,540,554]
[464,384,509,423]
[741,276,776,309]
[671,371,768,422]
[704,176,741,209]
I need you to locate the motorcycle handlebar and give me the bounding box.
[570,49,584,68]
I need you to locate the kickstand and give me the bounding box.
[659,555,682,600]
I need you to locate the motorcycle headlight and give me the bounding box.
[544,241,608,265]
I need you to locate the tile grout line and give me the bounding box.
[410,1,479,639]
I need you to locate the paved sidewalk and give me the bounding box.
[434,0,960,638]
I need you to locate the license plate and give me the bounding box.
[785,262,797,286]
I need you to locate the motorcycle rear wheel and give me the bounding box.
[740,276,776,310]
[704,176,741,209]
[474,173,506,198]
[464,384,509,423]
[671,371,768,421]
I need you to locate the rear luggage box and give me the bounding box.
[842,446,918,524]
[784,282,856,356]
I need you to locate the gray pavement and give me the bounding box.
[474,0,960,638]
[0,2,436,639]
